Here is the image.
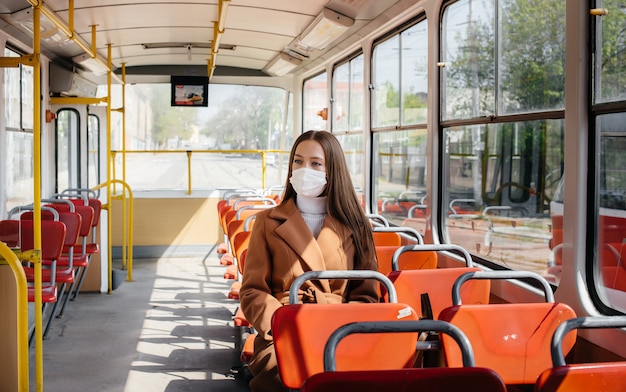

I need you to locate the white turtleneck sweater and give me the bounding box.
[295,195,328,238]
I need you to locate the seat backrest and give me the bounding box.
[301,319,506,392]
[272,303,419,390]
[438,271,577,385]
[372,231,401,247]
[87,198,102,227]
[373,228,433,277]
[19,220,66,261]
[233,230,251,274]
[48,203,94,237]
[22,210,81,249]
[0,219,20,248]
[535,316,626,392]
[388,267,490,320]
[301,367,506,392]
[537,362,626,392]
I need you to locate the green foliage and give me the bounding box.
[203,86,284,149]
[146,84,197,147]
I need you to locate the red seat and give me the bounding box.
[50,200,96,299]
[302,367,506,392]
[0,219,20,248]
[535,316,626,392]
[19,219,66,342]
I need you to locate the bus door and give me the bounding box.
[51,103,108,293]
[51,104,104,194]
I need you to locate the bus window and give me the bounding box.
[4,46,34,213]
[55,109,80,193]
[592,0,626,312]
[88,113,100,189]
[440,0,565,277]
[596,112,626,312]
[303,72,328,131]
[110,83,290,191]
[444,120,564,274]
[373,129,428,229]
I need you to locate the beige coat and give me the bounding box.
[240,198,379,341]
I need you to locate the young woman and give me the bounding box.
[239,130,379,392]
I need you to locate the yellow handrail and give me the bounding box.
[92,180,134,291]
[111,149,288,192]
[0,244,29,392]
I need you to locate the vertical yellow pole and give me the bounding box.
[107,44,113,294]
[32,4,44,392]
[121,64,128,269]
[0,244,30,391]
[187,151,192,195]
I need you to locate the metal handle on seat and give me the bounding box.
[373,226,423,245]
[323,319,475,371]
[551,316,626,366]
[289,270,397,304]
[392,244,473,271]
[451,270,553,305]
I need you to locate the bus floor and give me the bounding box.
[28,252,251,392]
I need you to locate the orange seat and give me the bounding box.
[382,244,483,318]
[240,332,257,363]
[219,252,234,266]
[389,267,490,319]
[372,231,401,247]
[372,227,434,285]
[272,303,419,390]
[271,270,419,390]
[438,271,577,386]
[535,316,626,392]
[224,264,237,280]
[228,281,241,300]
[233,306,249,327]
[233,232,251,275]
[301,319,506,392]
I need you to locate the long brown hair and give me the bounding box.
[283,131,374,267]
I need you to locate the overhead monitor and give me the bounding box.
[170,76,209,107]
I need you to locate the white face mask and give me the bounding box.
[289,167,327,197]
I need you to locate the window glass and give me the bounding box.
[372,35,400,128]
[591,0,626,312]
[333,62,350,132]
[401,22,428,125]
[21,62,34,130]
[6,132,34,212]
[335,133,364,193]
[108,83,290,191]
[497,0,565,114]
[441,0,495,120]
[87,114,100,190]
[5,48,22,130]
[373,129,428,233]
[56,109,79,193]
[443,119,564,274]
[595,113,626,312]
[303,73,328,131]
[349,55,364,131]
[594,1,626,103]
